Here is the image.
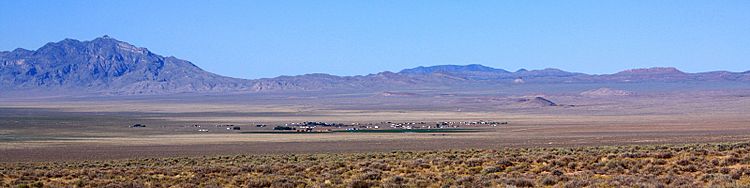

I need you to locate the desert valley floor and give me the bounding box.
[1,90,749,162]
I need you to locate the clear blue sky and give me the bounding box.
[1,1,749,79]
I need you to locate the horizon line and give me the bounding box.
[3,36,749,80]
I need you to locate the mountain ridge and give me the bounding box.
[0,36,253,95]
[2,36,749,96]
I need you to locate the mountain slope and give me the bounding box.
[0,36,252,95]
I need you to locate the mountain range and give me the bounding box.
[2,36,749,96]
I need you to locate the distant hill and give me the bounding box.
[2,36,749,96]
[399,64,509,74]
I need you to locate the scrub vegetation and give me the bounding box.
[4,142,750,187]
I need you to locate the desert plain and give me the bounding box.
[2,85,749,163]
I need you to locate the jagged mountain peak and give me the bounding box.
[0,36,250,95]
[28,36,150,64]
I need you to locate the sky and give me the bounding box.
[1,1,749,79]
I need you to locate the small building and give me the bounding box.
[273,126,295,131]
[130,124,146,128]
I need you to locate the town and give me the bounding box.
[135,120,510,133]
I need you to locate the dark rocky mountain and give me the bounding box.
[0,36,252,95]
[1,36,748,96]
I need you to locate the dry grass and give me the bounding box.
[3,142,750,187]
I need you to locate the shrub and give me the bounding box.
[541,176,558,186]
[655,152,673,159]
[481,166,503,174]
[349,179,373,188]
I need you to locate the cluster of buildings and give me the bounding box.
[183,124,241,132]
[273,120,508,131]
[134,120,508,133]
[273,125,332,133]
